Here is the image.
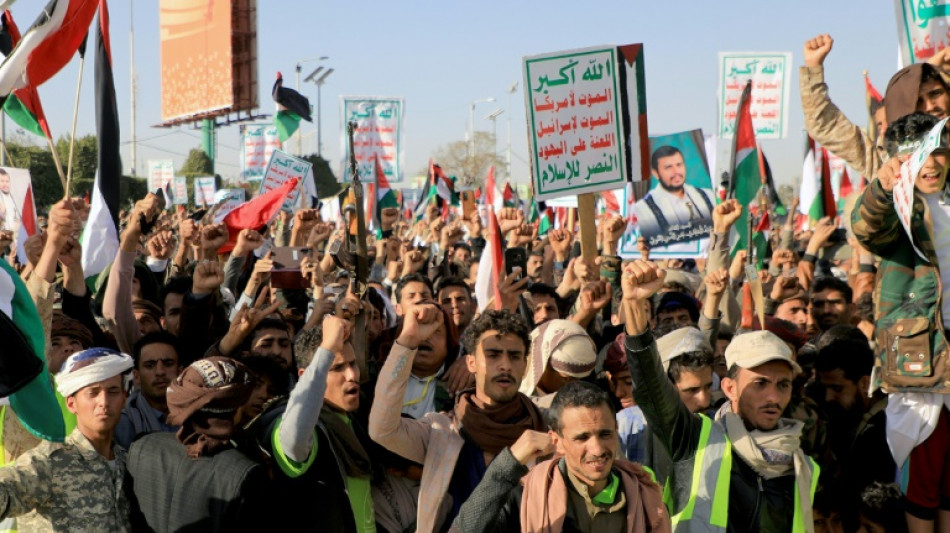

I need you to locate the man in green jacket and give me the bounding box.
[622,260,819,532]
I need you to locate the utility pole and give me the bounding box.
[129,0,136,175]
[506,82,517,181]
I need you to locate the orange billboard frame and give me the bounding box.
[159,0,259,125]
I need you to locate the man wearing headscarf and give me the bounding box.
[520,319,597,408]
[125,356,268,532]
[0,348,134,532]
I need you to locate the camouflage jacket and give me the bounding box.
[851,178,950,393]
[0,428,131,532]
[800,65,885,179]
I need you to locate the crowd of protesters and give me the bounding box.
[2,33,950,533]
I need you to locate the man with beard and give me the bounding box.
[115,331,182,449]
[450,381,670,532]
[0,169,19,231]
[633,146,715,239]
[370,305,547,533]
[809,276,855,334]
[622,260,819,531]
[815,335,893,510]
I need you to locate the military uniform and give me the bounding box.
[0,428,130,532]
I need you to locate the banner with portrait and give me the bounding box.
[620,129,713,258]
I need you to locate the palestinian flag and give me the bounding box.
[273,72,312,143]
[727,80,767,264]
[502,181,517,208]
[0,258,65,442]
[80,0,120,291]
[865,72,884,144]
[412,159,437,221]
[758,149,786,216]
[800,137,836,222]
[839,166,854,202]
[374,153,398,235]
[0,0,99,101]
[0,10,51,139]
[433,163,457,207]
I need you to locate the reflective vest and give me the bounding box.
[0,405,17,533]
[664,414,820,532]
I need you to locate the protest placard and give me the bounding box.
[718,52,792,140]
[260,150,312,211]
[147,160,175,193]
[172,177,188,205]
[895,0,950,65]
[212,189,246,223]
[193,177,216,207]
[341,97,404,183]
[523,44,648,201]
[894,117,949,260]
[241,125,281,180]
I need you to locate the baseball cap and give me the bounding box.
[657,327,712,371]
[724,330,802,374]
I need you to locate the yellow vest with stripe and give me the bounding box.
[663,414,820,532]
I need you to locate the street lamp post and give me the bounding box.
[469,97,495,179]
[485,108,504,167]
[296,56,329,156]
[305,66,335,157]
[506,82,518,181]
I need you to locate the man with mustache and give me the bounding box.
[809,276,855,335]
[450,381,670,532]
[633,145,715,240]
[622,259,819,532]
[370,305,547,533]
[115,331,182,449]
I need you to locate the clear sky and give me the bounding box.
[14,0,899,191]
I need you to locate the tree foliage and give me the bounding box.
[431,130,505,188]
[179,148,214,177]
[6,135,144,212]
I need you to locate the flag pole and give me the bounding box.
[65,53,87,197]
[44,136,68,193]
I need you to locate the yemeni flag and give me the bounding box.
[473,166,504,311]
[0,0,99,104]
[865,72,884,144]
[80,0,120,292]
[273,72,312,143]
[14,182,37,265]
[0,259,65,442]
[0,10,51,139]
[726,80,767,263]
[373,153,399,235]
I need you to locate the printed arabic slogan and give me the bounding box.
[718,52,792,140]
[524,44,647,200]
[147,160,175,197]
[341,97,404,183]
[896,0,950,65]
[621,129,713,259]
[241,125,281,180]
[259,150,313,211]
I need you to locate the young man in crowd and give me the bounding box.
[115,331,182,448]
[451,381,669,532]
[370,305,547,533]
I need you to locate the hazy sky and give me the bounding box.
[14,0,899,191]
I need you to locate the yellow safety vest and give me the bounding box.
[664,414,820,532]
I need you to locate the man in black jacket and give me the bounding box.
[621,259,819,532]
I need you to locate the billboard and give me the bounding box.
[159,0,259,124]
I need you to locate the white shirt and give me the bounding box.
[0,191,18,232]
[633,184,714,239]
[401,365,444,419]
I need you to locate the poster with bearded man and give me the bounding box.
[630,129,714,255]
[0,167,33,233]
